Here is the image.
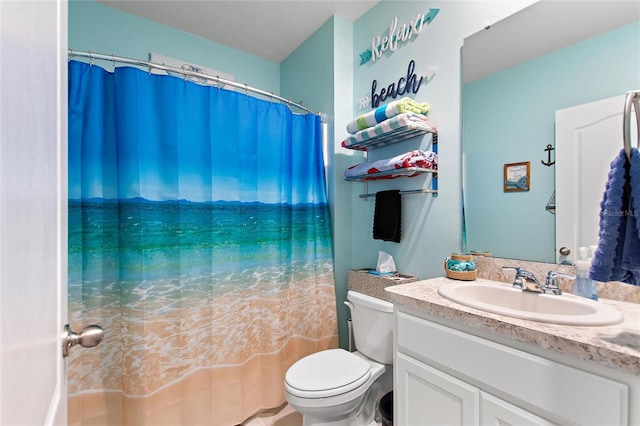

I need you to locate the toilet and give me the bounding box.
[285,290,394,426]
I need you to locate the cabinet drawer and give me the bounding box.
[481,391,555,426]
[397,312,629,425]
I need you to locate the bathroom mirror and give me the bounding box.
[462,1,640,264]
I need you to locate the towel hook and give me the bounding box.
[623,90,640,161]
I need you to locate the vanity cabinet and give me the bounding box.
[396,353,554,426]
[394,310,632,426]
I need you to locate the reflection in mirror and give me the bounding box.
[462,1,640,264]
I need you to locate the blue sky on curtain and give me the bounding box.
[67,60,337,424]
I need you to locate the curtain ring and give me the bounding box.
[216,75,221,89]
[244,83,248,97]
[269,92,274,103]
[88,50,93,67]
[111,54,116,69]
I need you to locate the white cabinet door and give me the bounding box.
[481,392,556,426]
[396,352,480,426]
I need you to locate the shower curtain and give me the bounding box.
[67,60,338,425]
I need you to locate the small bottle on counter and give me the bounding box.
[572,246,598,300]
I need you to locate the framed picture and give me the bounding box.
[504,161,530,192]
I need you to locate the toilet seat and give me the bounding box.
[285,349,372,398]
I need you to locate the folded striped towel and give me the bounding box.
[346,97,430,134]
[342,112,435,149]
[344,150,438,179]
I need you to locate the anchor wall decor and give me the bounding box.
[541,144,555,166]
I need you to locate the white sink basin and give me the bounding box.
[437,280,624,326]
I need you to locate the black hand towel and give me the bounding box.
[373,190,402,242]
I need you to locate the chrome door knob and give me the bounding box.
[62,324,104,357]
[559,247,571,256]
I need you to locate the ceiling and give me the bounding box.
[97,0,380,63]
[463,0,640,83]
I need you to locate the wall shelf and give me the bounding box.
[344,132,439,198]
[345,167,437,182]
[342,123,436,151]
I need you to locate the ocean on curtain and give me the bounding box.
[67,60,338,425]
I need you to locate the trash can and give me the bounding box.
[379,391,393,426]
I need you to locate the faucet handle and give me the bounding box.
[501,266,524,289]
[543,271,575,295]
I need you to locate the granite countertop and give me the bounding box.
[385,277,640,375]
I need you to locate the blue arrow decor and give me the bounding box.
[360,8,440,65]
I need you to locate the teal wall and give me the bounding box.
[68,0,280,93]
[463,21,640,263]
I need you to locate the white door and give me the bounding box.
[395,352,479,426]
[555,95,636,263]
[0,1,68,425]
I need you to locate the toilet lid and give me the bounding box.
[285,349,371,397]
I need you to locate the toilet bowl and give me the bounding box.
[284,291,393,426]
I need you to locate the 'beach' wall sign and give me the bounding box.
[371,60,422,107]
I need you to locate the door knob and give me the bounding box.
[559,247,571,256]
[62,324,104,357]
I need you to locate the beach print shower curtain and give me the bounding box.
[67,60,338,425]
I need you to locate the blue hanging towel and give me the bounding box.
[590,148,640,285]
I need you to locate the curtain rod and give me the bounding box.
[68,49,322,118]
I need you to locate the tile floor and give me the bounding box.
[241,403,302,426]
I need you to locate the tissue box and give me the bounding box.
[348,269,418,302]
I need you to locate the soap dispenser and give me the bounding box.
[572,247,598,300]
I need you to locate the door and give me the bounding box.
[555,95,636,263]
[0,1,68,425]
[395,352,479,426]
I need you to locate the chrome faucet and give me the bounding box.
[502,267,541,292]
[502,267,575,295]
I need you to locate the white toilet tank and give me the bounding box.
[346,290,394,364]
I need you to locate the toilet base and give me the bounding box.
[302,416,378,426]
[299,381,381,426]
